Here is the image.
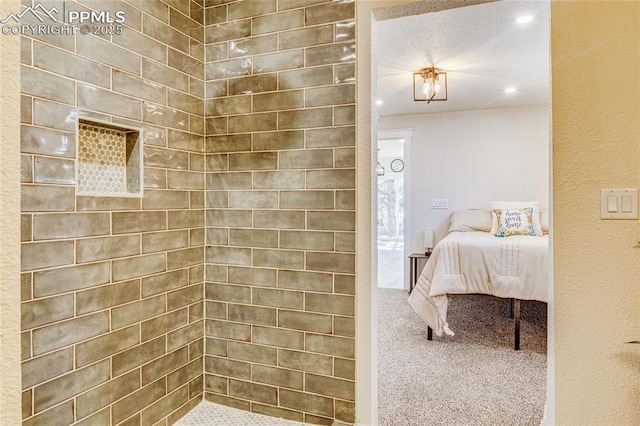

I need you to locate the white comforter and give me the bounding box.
[408,231,549,337]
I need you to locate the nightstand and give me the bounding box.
[408,252,431,294]
[409,252,433,340]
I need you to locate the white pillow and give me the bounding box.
[490,201,543,236]
[449,209,492,232]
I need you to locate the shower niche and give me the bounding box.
[76,117,143,197]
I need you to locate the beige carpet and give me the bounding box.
[377,289,547,425]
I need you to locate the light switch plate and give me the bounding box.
[600,188,638,219]
[431,199,448,209]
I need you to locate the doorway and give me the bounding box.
[356,1,553,424]
[377,135,409,289]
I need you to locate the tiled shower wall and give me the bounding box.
[20,1,206,424]
[203,0,356,424]
[20,0,356,424]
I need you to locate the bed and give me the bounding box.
[408,206,549,349]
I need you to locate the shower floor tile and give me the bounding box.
[174,401,305,426]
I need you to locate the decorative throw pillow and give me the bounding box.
[490,201,543,236]
[493,207,536,237]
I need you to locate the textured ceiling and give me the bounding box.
[375,0,550,117]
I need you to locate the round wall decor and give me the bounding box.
[390,159,404,172]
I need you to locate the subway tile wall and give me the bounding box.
[20,0,355,424]
[203,0,356,424]
[20,0,206,425]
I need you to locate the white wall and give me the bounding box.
[379,104,549,252]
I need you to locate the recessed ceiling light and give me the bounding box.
[504,87,517,94]
[516,15,534,24]
[375,99,384,106]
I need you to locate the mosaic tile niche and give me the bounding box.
[77,119,142,197]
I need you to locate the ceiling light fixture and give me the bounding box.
[504,87,517,94]
[515,15,533,24]
[413,66,448,103]
[375,99,383,106]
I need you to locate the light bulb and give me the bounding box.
[422,78,433,97]
[434,74,441,95]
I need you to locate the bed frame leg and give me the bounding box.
[510,298,514,319]
[427,326,433,340]
[514,299,521,350]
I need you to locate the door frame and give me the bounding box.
[354,1,554,424]
[377,129,413,290]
